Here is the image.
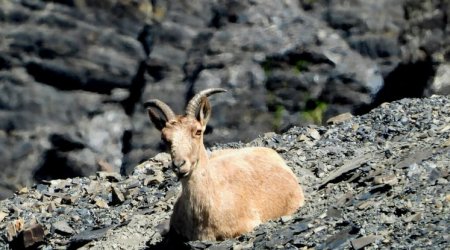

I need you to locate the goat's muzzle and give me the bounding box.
[172,160,189,179]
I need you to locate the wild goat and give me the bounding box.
[144,88,304,241]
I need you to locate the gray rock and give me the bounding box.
[326,112,353,125]
[0,0,448,248]
[52,220,75,235]
[430,64,450,95]
[350,235,383,250]
[1,93,449,250]
[70,225,116,246]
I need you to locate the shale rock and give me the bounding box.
[0,95,448,249]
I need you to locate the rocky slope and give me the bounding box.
[0,0,449,199]
[0,95,449,249]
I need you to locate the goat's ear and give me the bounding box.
[147,108,167,131]
[197,97,211,127]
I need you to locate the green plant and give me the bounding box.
[262,60,275,76]
[302,0,318,5]
[301,100,327,124]
[273,105,285,132]
[293,60,310,75]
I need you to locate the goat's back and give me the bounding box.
[210,147,304,222]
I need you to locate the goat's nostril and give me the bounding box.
[173,160,186,169]
[172,160,189,178]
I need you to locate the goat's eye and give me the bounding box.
[195,129,202,136]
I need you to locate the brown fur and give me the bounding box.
[147,97,304,241]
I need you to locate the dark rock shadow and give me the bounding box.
[355,57,435,115]
[145,230,190,250]
[33,149,85,182]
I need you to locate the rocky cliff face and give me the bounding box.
[0,0,449,199]
[0,95,449,249]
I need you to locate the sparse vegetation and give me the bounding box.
[301,100,327,124]
[273,104,285,131]
[261,59,275,76]
[294,59,310,75]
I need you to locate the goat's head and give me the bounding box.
[144,88,226,178]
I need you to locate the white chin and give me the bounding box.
[177,172,189,179]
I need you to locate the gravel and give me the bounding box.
[0,95,449,249]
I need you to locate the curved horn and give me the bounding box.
[185,88,227,117]
[144,99,176,121]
